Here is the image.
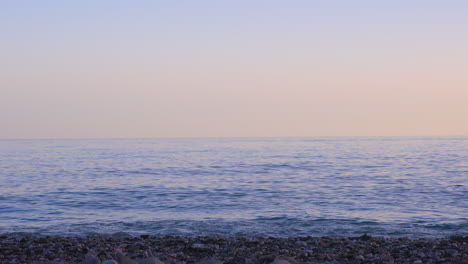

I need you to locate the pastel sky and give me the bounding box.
[1,1,467,139]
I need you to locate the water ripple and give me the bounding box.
[0,137,467,237]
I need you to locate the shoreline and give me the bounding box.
[0,234,467,264]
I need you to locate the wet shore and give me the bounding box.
[0,234,467,264]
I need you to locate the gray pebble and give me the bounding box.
[445,249,458,257]
[196,258,223,264]
[102,260,118,264]
[295,241,307,247]
[138,257,164,264]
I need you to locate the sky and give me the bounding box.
[1,1,467,139]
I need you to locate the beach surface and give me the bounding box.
[0,235,467,264]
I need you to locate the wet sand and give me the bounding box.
[0,234,467,264]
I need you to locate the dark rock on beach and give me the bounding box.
[0,235,467,264]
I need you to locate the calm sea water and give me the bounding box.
[0,137,467,238]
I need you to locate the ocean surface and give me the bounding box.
[0,137,467,238]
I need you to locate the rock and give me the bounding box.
[271,256,294,264]
[84,250,100,264]
[137,257,164,264]
[115,249,138,264]
[244,257,255,264]
[359,234,372,241]
[270,259,290,264]
[195,258,223,264]
[295,241,307,247]
[445,249,458,257]
[297,251,308,259]
[258,254,275,263]
[102,260,119,264]
[192,243,207,249]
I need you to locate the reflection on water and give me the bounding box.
[0,137,467,237]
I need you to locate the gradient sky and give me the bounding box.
[1,1,467,139]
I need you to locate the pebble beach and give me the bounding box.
[1,235,467,264]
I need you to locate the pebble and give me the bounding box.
[102,260,119,264]
[195,258,223,264]
[355,255,365,260]
[445,248,458,256]
[295,241,307,247]
[137,257,164,264]
[0,235,466,264]
[270,256,292,264]
[192,244,206,249]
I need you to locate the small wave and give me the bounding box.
[1,218,466,238]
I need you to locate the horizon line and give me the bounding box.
[1,135,467,140]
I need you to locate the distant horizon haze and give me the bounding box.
[1,135,468,141]
[1,1,467,139]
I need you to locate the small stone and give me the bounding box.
[192,243,206,249]
[115,249,138,264]
[84,250,100,264]
[271,260,290,264]
[295,241,307,247]
[258,254,275,263]
[445,249,458,257]
[137,257,164,264]
[297,251,308,258]
[102,260,118,264]
[196,258,223,264]
[244,258,254,264]
[34,247,44,254]
[270,256,293,264]
[413,260,422,264]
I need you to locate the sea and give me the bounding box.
[0,137,467,238]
